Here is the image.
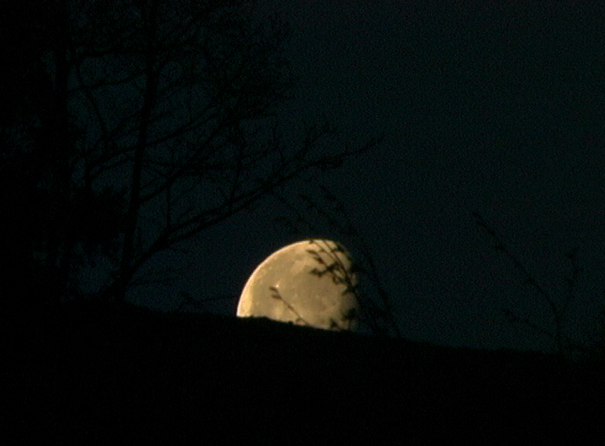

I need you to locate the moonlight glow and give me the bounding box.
[237,239,358,331]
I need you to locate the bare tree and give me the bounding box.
[2,0,381,306]
[473,212,588,358]
[271,186,401,337]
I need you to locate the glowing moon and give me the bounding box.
[237,239,359,331]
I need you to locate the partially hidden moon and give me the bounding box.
[237,239,359,331]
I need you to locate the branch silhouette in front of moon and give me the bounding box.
[237,239,359,331]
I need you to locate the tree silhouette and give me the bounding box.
[271,188,401,337]
[0,0,381,308]
[472,211,593,359]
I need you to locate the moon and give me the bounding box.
[237,239,359,331]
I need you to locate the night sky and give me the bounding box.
[129,0,605,353]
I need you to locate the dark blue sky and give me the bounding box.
[130,0,605,352]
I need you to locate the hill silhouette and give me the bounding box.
[7,300,604,443]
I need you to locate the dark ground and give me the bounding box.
[5,300,604,444]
